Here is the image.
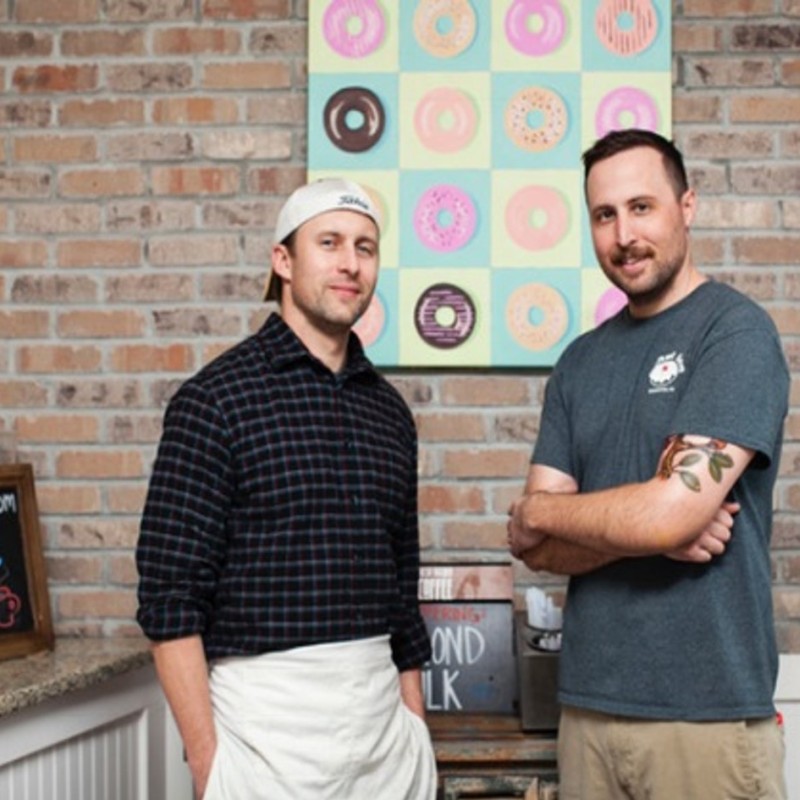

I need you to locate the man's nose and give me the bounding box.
[615,215,635,247]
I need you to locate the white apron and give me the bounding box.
[204,635,437,800]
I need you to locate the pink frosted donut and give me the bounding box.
[414,87,477,154]
[594,286,627,326]
[595,86,659,138]
[413,184,477,253]
[506,282,569,351]
[505,0,566,57]
[595,0,658,57]
[323,0,386,59]
[354,291,386,346]
[506,185,569,251]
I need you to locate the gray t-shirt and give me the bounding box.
[533,280,789,720]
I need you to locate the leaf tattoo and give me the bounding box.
[657,436,734,493]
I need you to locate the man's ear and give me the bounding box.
[271,243,292,284]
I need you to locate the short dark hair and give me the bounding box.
[582,129,689,199]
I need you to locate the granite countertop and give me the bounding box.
[0,637,152,719]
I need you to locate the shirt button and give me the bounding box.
[351,494,360,506]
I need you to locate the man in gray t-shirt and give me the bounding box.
[508,130,788,800]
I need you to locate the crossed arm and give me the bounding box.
[508,434,751,575]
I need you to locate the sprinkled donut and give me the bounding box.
[595,0,658,57]
[353,291,386,346]
[594,286,627,326]
[595,86,659,138]
[414,282,476,348]
[504,86,567,152]
[505,0,566,57]
[413,0,477,59]
[505,185,569,251]
[413,184,477,253]
[506,282,569,351]
[323,86,385,153]
[323,0,386,59]
[414,87,477,154]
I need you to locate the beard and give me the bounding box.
[604,243,687,309]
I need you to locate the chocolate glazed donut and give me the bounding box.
[414,282,477,349]
[323,86,386,153]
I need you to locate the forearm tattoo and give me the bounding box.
[657,435,734,492]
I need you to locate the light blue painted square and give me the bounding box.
[491,72,581,169]
[399,170,491,268]
[308,73,398,170]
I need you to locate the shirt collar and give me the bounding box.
[258,313,377,381]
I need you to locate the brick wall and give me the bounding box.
[1,0,799,650]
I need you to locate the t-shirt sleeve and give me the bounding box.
[531,365,576,478]
[669,322,789,467]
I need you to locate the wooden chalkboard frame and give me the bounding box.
[0,464,54,661]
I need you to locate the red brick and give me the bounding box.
[106,273,194,302]
[0,31,53,57]
[15,0,99,23]
[148,234,238,266]
[153,27,241,54]
[59,99,144,127]
[47,554,104,584]
[58,589,137,618]
[14,415,99,442]
[15,203,100,234]
[18,345,102,373]
[0,381,49,407]
[694,199,777,229]
[202,130,292,159]
[108,413,163,443]
[685,58,774,88]
[15,135,97,163]
[202,0,289,19]
[731,93,800,122]
[246,165,306,194]
[202,201,274,228]
[106,483,147,514]
[442,448,530,479]
[152,97,239,125]
[111,343,194,372]
[59,169,144,198]
[107,201,195,232]
[200,272,263,301]
[105,63,193,93]
[12,275,98,304]
[0,240,48,268]
[106,0,193,21]
[108,553,138,585]
[440,520,507,550]
[153,308,241,337]
[13,65,98,94]
[58,519,140,548]
[203,61,291,90]
[416,412,486,442]
[683,0,772,14]
[56,379,142,408]
[418,484,486,514]
[58,310,146,338]
[249,24,305,54]
[679,130,774,159]
[57,450,144,479]
[672,22,721,52]
[60,29,145,57]
[0,310,49,338]
[57,239,141,268]
[732,235,800,265]
[106,132,195,161]
[0,99,51,127]
[36,484,101,514]
[247,94,306,125]
[781,59,800,87]
[441,377,533,406]
[152,165,240,195]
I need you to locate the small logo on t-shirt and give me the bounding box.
[648,352,685,393]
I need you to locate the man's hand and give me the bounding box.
[667,500,739,563]
[507,493,547,559]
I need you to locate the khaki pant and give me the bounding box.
[558,705,786,800]
[204,635,437,800]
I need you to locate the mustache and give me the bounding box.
[610,245,655,267]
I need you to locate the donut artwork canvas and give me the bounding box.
[307,0,672,367]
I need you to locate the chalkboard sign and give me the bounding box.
[0,464,54,661]
[418,563,517,714]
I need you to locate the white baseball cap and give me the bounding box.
[264,178,381,301]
